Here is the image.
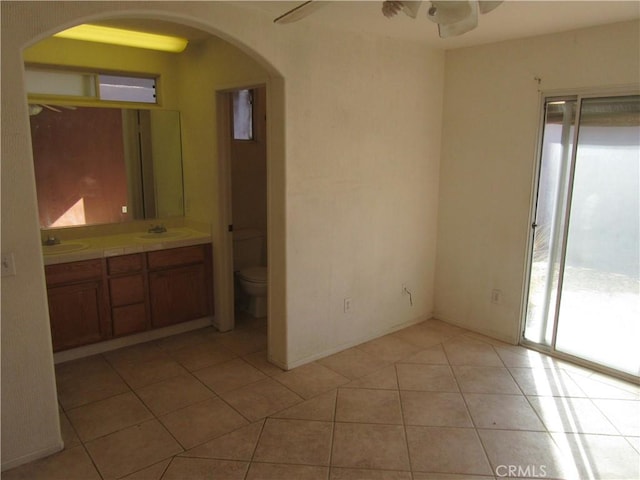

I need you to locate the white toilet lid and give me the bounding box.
[238,267,267,283]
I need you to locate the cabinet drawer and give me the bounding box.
[107,254,143,275]
[147,245,207,270]
[45,259,103,286]
[109,275,145,307]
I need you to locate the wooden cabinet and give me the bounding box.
[45,259,108,352]
[148,245,213,328]
[45,243,213,351]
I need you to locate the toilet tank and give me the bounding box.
[232,228,266,270]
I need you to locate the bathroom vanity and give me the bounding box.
[42,229,213,352]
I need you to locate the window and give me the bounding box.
[25,67,158,105]
[25,69,97,98]
[99,75,156,103]
[232,89,254,140]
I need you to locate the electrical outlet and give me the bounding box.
[344,297,352,313]
[491,289,502,304]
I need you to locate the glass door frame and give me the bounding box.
[519,86,640,385]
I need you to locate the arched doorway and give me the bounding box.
[23,10,287,363]
[0,4,287,469]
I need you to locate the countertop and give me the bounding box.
[42,227,212,266]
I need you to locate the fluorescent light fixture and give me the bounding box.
[54,24,188,53]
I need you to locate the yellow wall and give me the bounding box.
[435,20,640,343]
[176,36,269,225]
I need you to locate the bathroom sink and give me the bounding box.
[42,242,89,255]
[136,231,190,240]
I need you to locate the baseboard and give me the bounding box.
[432,314,518,345]
[284,314,431,370]
[1,440,64,472]
[53,317,214,364]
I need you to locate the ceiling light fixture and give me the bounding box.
[54,24,188,53]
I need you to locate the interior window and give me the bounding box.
[25,67,158,105]
[99,75,156,103]
[25,69,97,98]
[232,89,254,140]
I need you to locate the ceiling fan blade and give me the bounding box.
[42,104,62,112]
[274,1,326,24]
[437,0,478,37]
[478,0,503,14]
[29,104,43,116]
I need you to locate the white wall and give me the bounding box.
[435,20,640,343]
[1,1,442,469]
[282,33,443,364]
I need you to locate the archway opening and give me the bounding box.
[23,11,287,366]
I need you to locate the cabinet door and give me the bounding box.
[149,264,210,328]
[48,281,106,351]
[112,304,147,337]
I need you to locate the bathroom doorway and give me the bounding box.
[220,86,268,328]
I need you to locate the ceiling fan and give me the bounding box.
[29,104,77,116]
[274,1,503,38]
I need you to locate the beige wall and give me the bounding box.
[282,32,443,363]
[435,20,640,343]
[1,1,442,469]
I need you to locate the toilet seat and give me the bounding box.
[238,266,267,283]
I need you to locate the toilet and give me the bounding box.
[233,229,268,318]
[236,266,268,318]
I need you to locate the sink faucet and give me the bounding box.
[148,224,167,234]
[43,235,60,246]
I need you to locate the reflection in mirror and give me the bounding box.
[29,106,184,228]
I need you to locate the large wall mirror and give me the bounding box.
[29,105,184,229]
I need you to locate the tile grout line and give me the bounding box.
[59,407,106,480]
[29,319,640,480]
[326,387,339,478]
[445,341,497,478]
[396,362,415,475]
[243,417,268,480]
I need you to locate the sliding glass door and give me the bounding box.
[523,93,639,379]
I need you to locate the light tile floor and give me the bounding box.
[4,317,640,480]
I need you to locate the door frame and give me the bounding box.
[215,79,288,369]
[215,82,267,332]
